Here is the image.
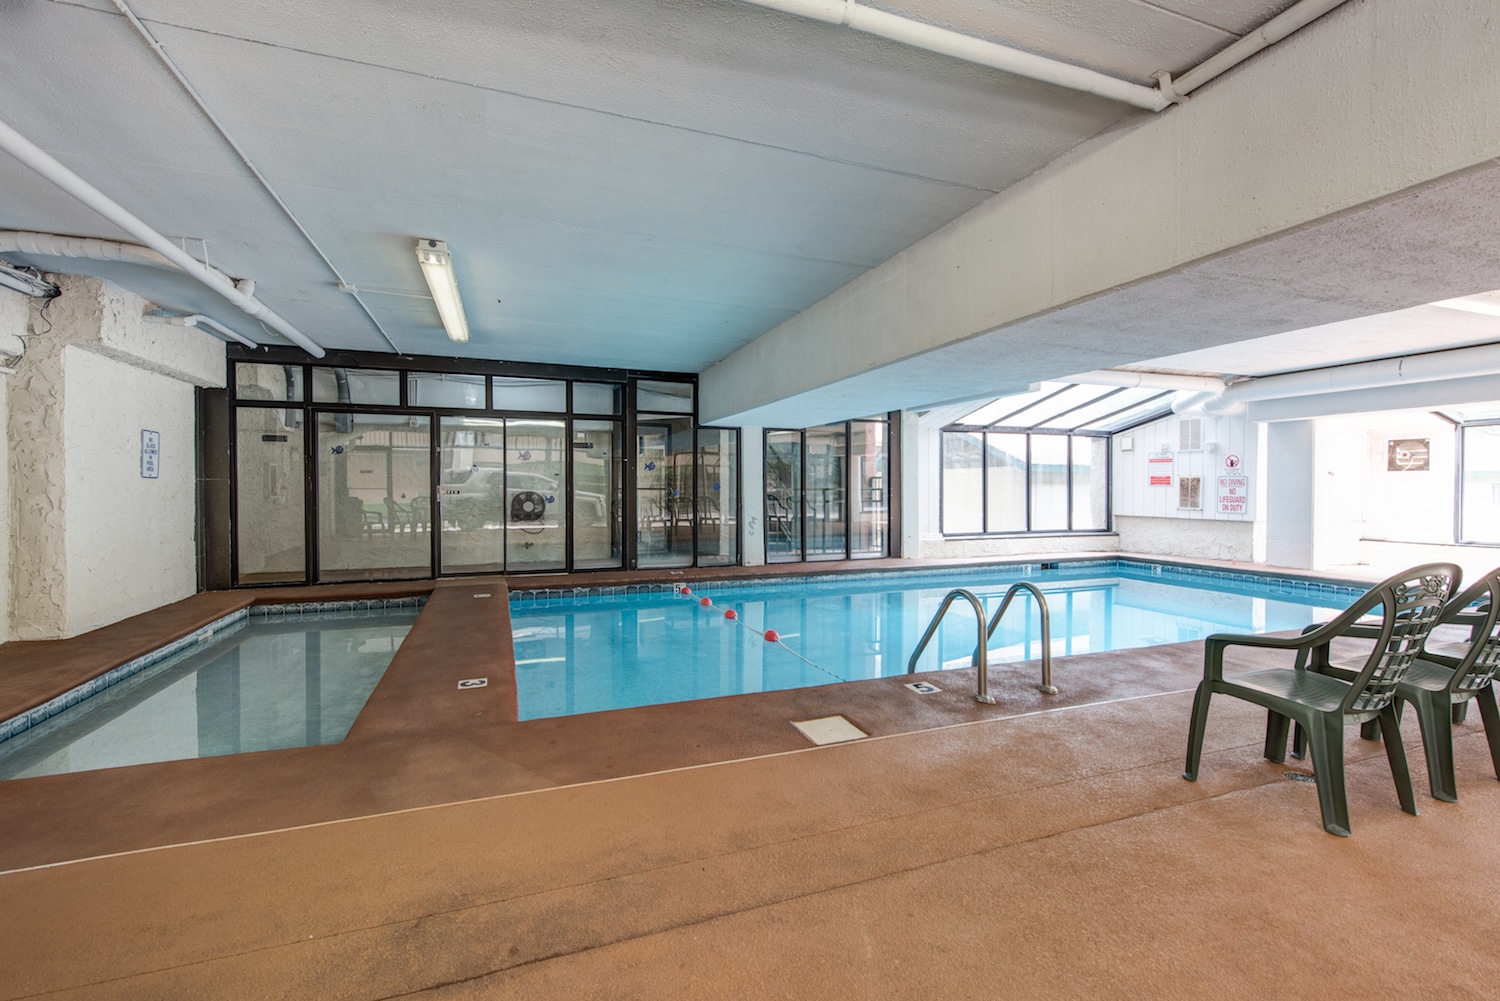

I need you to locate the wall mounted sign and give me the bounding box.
[1217,474,1249,515]
[140,429,160,479]
[1387,439,1430,471]
[1148,452,1174,486]
[1223,453,1241,469]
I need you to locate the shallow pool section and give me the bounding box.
[510,563,1360,720]
[0,605,418,779]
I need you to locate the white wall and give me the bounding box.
[62,347,198,635]
[1264,420,1315,569]
[1112,411,1260,561]
[5,275,223,640]
[0,288,24,645]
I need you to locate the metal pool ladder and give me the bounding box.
[906,584,1055,704]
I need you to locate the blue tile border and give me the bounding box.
[0,597,428,747]
[508,558,1368,610]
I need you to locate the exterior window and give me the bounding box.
[940,430,1110,535]
[1461,424,1500,543]
[764,419,892,561]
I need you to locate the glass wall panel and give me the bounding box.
[312,368,400,406]
[236,363,302,402]
[493,377,565,412]
[1462,425,1500,543]
[1071,436,1109,531]
[505,419,567,571]
[437,417,507,574]
[1030,435,1069,531]
[765,431,803,562]
[235,407,305,583]
[697,428,738,566]
[574,382,622,415]
[850,421,888,557]
[409,372,485,409]
[574,420,623,569]
[317,413,431,581]
[805,425,847,560]
[636,380,694,414]
[941,432,984,534]
[637,417,696,567]
[985,433,1027,532]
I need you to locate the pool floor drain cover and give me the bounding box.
[1283,771,1316,783]
[791,715,868,745]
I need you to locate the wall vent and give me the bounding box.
[1179,476,1203,510]
[1179,418,1203,451]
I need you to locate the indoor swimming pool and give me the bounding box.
[509,562,1363,719]
[0,603,419,779]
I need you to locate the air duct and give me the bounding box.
[1174,341,1500,416]
[1065,369,1227,394]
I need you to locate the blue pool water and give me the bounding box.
[510,563,1362,720]
[0,606,418,779]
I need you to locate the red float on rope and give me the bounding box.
[763,629,780,643]
[700,597,712,607]
[724,609,737,620]
[680,586,692,596]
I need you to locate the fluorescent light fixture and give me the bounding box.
[414,238,470,343]
[1432,293,1500,319]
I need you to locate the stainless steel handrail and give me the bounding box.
[906,588,996,704]
[972,582,1056,695]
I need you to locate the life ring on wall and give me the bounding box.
[510,490,547,523]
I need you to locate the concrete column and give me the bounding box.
[0,288,24,645]
[6,275,224,640]
[1264,421,1315,570]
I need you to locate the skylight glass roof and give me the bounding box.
[1437,402,1500,423]
[950,384,1175,433]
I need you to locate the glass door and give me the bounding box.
[573,420,623,569]
[505,419,568,571]
[316,412,432,581]
[765,430,802,562]
[636,417,695,568]
[437,417,507,574]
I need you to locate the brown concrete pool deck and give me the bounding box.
[9,555,1495,998]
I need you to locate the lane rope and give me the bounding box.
[680,587,846,684]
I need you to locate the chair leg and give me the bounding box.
[1305,714,1351,837]
[1474,685,1500,781]
[1452,701,1470,725]
[1264,711,1290,763]
[1184,683,1213,782]
[1378,705,1420,815]
[1359,719,1382,742]
[1291,721,1306,759]
[1407,692,1457,802]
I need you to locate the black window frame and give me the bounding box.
[938,426,1113,537]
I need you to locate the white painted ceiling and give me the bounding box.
[0,0,1299,372]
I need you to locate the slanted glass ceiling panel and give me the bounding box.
[956,384,1067,427]
[1439,402,1500,424]
[1037,387,1163,430]
[1082,397,1176,433]
[1004,384,1109,428]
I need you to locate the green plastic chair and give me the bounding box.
[1183,563,1459,837]
[1297,567,1500,802]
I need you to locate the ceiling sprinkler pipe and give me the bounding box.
[1067,368,1227,394]
[0,117,325,358]
[145,312,259,349]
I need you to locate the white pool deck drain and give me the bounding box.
[791,716,868,746]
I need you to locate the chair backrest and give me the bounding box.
[1343,563,1460,714]
[1445,568,1500,696]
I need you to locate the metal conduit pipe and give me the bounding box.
[1065,368,1227,394]
[144,312,259,349]
[1175,341,1500,416]
[0,118,325,358]
[733,0,1351,112]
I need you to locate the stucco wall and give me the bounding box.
[62,347,198,635]
[0,288,24,644]
[1114,516,1257,563]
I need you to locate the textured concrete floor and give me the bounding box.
[5,688,1499,999]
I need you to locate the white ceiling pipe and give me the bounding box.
[737,0,1169,111]
[1065,368,1226,394]
[734,0,1352,112]
[0,118,325,358]
[145,312,258,349]
[1177,341,1500,416]
[1170,0,1352,97]
[0,230,175,270]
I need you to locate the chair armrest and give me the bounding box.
[1203,631,1322,682]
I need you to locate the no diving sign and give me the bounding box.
[1217,474,1249,515]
